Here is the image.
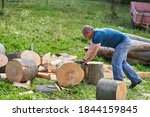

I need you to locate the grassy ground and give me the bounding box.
[0,0,150,100]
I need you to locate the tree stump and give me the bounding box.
[0,54,8,73]
[6,59,38,83]
[0,43,5,54]
[56,61,84,87]
[96,78,127,100]
[83,61,104,85]
[7,50,41,65]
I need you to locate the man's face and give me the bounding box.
[82,31,92,40]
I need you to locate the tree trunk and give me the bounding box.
[96,78,127,100]
[6,59,38,83]
[82,61,104,85]
[56,61,84,87]
[7,50,41,65]
[126,33,150,43]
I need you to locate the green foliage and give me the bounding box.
[0,0,150,100]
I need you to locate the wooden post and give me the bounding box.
[83,61,104,85]
[6,59,38,83]
[56,61,84,87]
[96,78,127,100]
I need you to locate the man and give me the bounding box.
[81,25,142,89]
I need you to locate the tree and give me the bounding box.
[1,0,4,15]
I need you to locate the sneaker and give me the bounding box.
[129,80,142,89]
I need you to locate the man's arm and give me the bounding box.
[83,44,100,63]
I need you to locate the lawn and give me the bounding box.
[0,0,150,100]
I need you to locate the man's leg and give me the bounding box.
[112,41,129,81]
[122,60,142,88]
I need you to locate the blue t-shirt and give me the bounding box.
[92,28,129,48]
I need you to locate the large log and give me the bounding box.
[5,59,38,83]
[82,61,104,85]
[96,78,127,100]
[56,61,84,87]
[126,33,150,43]
[7,50,41,65]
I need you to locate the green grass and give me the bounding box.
[0,0,150,100]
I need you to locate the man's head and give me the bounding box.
[82,25,94,40]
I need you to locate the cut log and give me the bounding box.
[7,50,41,65]
[82,61,104,85]
[137,72,150,79]
[0,54,8,73]
[0,54,8,67]
[96,78,127,100]
[42,52,51,65]
[6,59,38,83]
[0,43,5,54]
[56,61,84,87]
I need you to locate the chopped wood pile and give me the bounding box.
[0,50,84,90]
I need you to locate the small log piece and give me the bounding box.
[0,54,8,73]
[6,59,38,83]
[83,61,104,85]
[96,78,127,100]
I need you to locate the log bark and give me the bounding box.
[6,59,38,83]
[96,78,127,100]
[56,61,84,87]
[82,61,104,85]
[7,50,41,65]
[126,33,150,43]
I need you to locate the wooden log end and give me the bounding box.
[21,50,41,65]
[96,79,127,100]
[0,54,8,67]
[6,60,23,83]
[56,62,84,87]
